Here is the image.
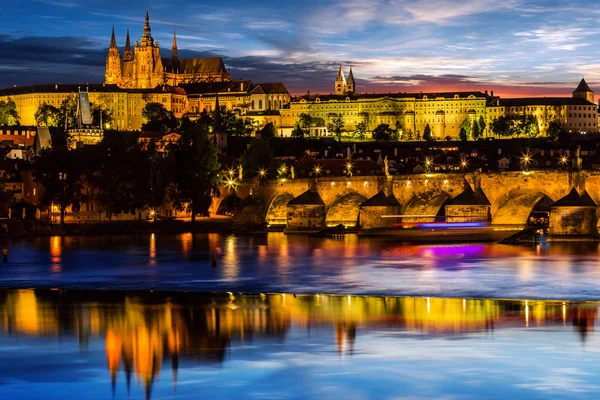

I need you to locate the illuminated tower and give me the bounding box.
[573,78,595,104]
[123,29,133,62]
[172,29,179,68]
[105,26,122,84]
[133,9,164,89]
[335,64,347,95]
[346,67,355,94]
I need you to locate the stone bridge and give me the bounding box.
[211,170,597,229]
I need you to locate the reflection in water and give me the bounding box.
[149,233,156,266]
[0,289,598,399]
[50,236,61,273]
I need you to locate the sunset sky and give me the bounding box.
[1,0,600,97]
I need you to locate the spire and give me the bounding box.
[141,7,153,46]
[123,29,133,61]
[214,93,222,132]
[110,26,117,48]
[172,29,178,61]
[336,64,344,80]
[348,67,355,83]
[574,78,593,93]
[335,64,347,95]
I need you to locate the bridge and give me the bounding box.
[211,170,598,231]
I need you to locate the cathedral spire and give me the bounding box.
[335,64,347,95]
[123,29,133,61]
[141,7,153,46]
[172,29,178,61]
[110,26,117,49]
[347,67,355,94]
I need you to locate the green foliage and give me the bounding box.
[491,116,512,137]
[519,114,539,138]
[478,115,486,137]
[34,147,84,225]
[59,96,77,129]
[35,103,60,127]
[142,102,176,132]
[547,120,568,141]
[327,114,344,141]
[240,138,275,178]
[423,123,433,141]
[460,119,471,139]
[472,120,481,140]
[258,122,277,140]
[299,113,313,129]
[0,99,20,126]
[90,102,114,129]
[373,123,393,141]
[49,127,74,150]
[222,110,256,136]
[291,124,305,138]
[354,121,367,141]
[169,124,221,222]
[459,127,469,141]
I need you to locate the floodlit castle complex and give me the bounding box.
[0,10,597,137]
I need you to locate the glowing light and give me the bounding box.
[525,300,529,327]
[313,165,322,175]
[346,181,351,187]
[406,181,411,187]
[363,181,368,186]
[331,181,335,187]
[259,169,266,177]
[443,179,448,185]
[418,222,487,229]
[227,168,235,177]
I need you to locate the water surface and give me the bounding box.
[1,289,599,399]
[1,233,600,299]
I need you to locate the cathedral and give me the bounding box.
[105,10,231,89]
[335,65,355,95]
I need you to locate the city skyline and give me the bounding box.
[1,0,600,98]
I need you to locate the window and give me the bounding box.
[258,100,263,109]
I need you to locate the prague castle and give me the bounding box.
[0,11,597,137]
[105,10,231,89]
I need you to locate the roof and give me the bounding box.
[250,82,289,95]
[34,127,51,156]
[180,80,251,95]
[447,184,491,206]
[287,190,325,206]
[0,83,186,96]
[574,78,593,93]
[498,97,596,107]
[551,188,597,207]
[360,191,400,207]
[162,57,228,75]
[296,91,489,102]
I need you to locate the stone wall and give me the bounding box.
[360,206,401,230]
[549,206,597,236]
[286,204,325,229]
[445,205,490,223]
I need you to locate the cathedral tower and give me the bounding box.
[347,67,355,94]
[123,29,133,62]
[105,26,121,84]
[573,78,595,104]
[335,65,347,95]
[171,29,179,71]
[134,9,164,89]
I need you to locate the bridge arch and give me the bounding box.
[491,189,555,226]
[215,194,240,216]
[265,192,294,226]
[326,191,368,227]
[402,190,450,223]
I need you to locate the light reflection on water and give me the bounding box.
[0,289,599,399]
[3,233,600,299]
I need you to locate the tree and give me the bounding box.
[460,119,471,139]
[478,115,486,138]
[142,102,176,132]
[240,138,275,178]
[258,122,277,140]
[540,106,557,136]
[423,123,433,141]
[491,116,512,138]
[169,124,221,223]
[459,127,469,141]
[0,99,20,126]
[373,123,393,141]
[91,131,140,221]
[90,102,114,129]
[58,96,77,129]
[354,121,367,141]
[291,124,305,138]
[299,113,313,130]
[472,120,481,140]
[34,147,84,226]
[222,110,256,136]
[519,114,539,138]
[35,103,60,127]
[547,120,569,142]
[327,114,344,141]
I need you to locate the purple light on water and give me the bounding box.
[417,222,487,229]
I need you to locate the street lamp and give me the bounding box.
[259,169,267,178]
[345,162,353,177]
[313,165,322,176]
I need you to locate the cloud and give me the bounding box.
[38,0,81,7]
[514,26,599,51]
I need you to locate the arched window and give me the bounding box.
[259,100,263,109]
[251,100,255,110]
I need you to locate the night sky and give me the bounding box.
[1,0,600,97]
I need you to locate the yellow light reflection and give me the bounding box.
[50,236,62,273]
